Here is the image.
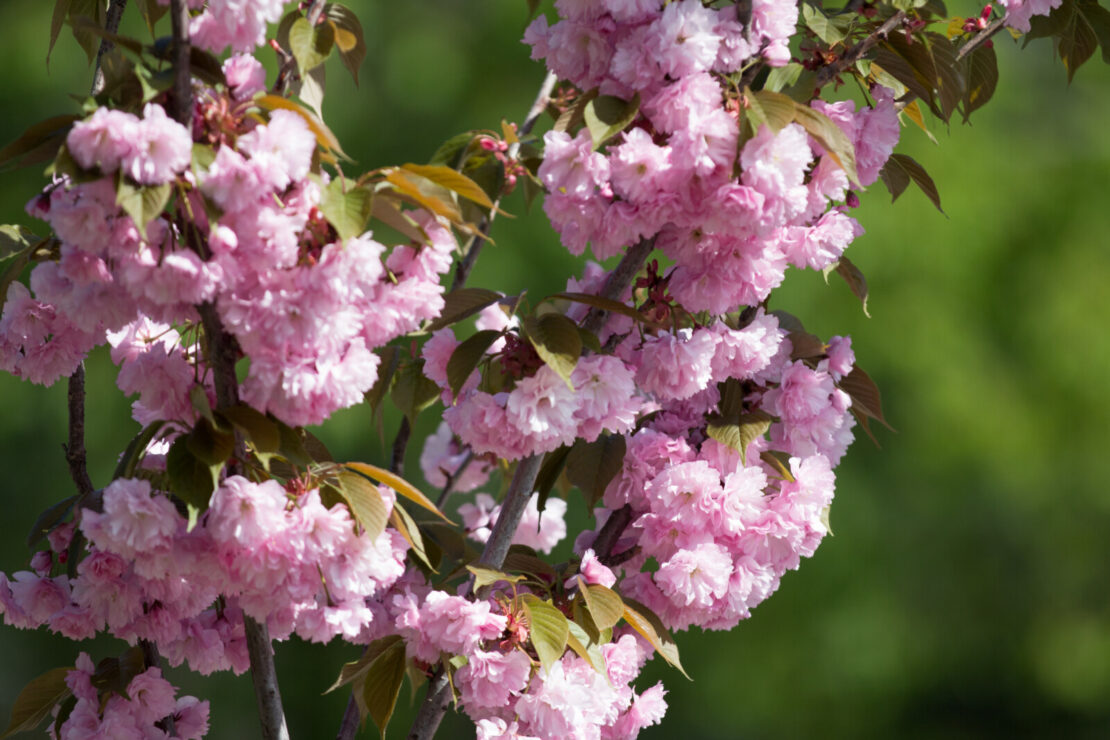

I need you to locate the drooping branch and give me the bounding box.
[450,70,558,291]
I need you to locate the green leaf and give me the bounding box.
[522,313,582,388]
[291,62,326,116]
[446,329,501,400]
[218,404,281,454]
[521,594,570,674]
[565,435,626,509]
[427,288,503,332]
[566,619,607,673]
[705,410,773,465]
[764,62,805,93]
[185,417,235,466]
[802,4,846,45]
[345,461,455,524]
[960,43,998,122]
[138,0,168,35]
[834,256,871,318]
[621,597,690,680]
[289,16,335,73]
[760,450,796,482]
[166,434,218,510]
[390,502,437,572]
[360,639,406,740]
[429,132,476,168]
[326,4,367,85]
[112,420,167,480]
[320,178,372,241]
[115,173,172,229]
[26,495,78,549]
[336,470,389,540]
[0,225,39,261]
[383,168,464,225]
[467,565,524,592]
[390,359,441,423]
[401,163,497,210]
[578,579,624,631]
[582,93,640,149]
[748,89,796,134]
[879,153,944,213]
[792,102,861,187]
[325,635,404,694]
[370,196,428,244]
[2,666,72,738]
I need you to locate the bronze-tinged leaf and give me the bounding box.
[445,329,501,401]
[582,93,640,149]
[788,331,827,360]
[620,597,690,680]
[427,288,504,332]
[881,153,944,213]
[26,495,78,549]
[792,102,861,187]
[401,163,497,210]
[1078,0,1110,64]
[926,32,964,122]
[522,313,582,388]
[521,594,571,673]
[873,39,940,119]
[759,450,796,482]
[366,346,401,425]
[360,639,406,740]
[325,635,404,694]
[1058,0,1101,82]
[390,502,437,573]
[255,94,348,159]
[325,4,367,85]
[748,88,796,134]
[961,43,998,121]
[535,445,572,509]
[578,579,624,631]
[383,168,463,225]
[547,291,659,328]
[835,256,871,318]
[112,420,168,480]
[565,435,626,509]
[48,0,70,65]
[336,470,389,540]
[370,195,428,244]
[839,365,894,430]
[185,417,235,467]
[345,462,455,524]
[166,434,218,510]
[503,545,557,580]
[2,666,72,738]
[553,88,598,134]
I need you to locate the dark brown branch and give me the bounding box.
[581,236,656,335]
[64,365,95,500]
[593,504,634,564]
[169,0,193,125]
[816,10,907,89]
[90,0,128,96]
[390,417,412,476]
[956,15,1009,62]
[436,450,474,509]
[450,70,558,291]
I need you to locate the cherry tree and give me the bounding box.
[0,0,1106,738]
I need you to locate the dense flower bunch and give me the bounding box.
[0,0,1083,737]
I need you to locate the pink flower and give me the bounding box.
[223,53,267,99]
[66,107,139,172]
[457,648,533,711]
[121,104,193,185]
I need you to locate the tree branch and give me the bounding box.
[64,365,95,500]
[90,0,127,96]
[581,236,656,335]
[956,15,1009,62]
[450,70,558,291]
[306,0,328,27]
[169,0,193,125]
[816,11,907,89]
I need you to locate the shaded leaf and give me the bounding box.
[112,420,167,480]
[566,620,607,674]
[835,256,871,318]
[621,597,690,679]
[792,102,861,186]
[880,153,943,213]
[535,445,572,509]
[366,346,401,423]
[390,359,440,423]
[2,667,72,738]
[0,226,39,261]
[446,330,501,400]
[787,330,827,360]
[26,496,78,549]
[760,450,796,482]
[748,88,796,134]
[48,0,70,66]
[873,38,941,118]
[839,365,893,429]
[522,313,582,387]
[289,16,334,73]
[391,503,436,572]
[521,594,570,673]
[961,43,998,121]
[554,88,598,134]
[565,435,626,509]
[325,635,404,694]
[547,291,658,328]
[427,288,503,332]
[115,174,171,228]
[926,32,963,121]
[346,461,454,524]
[185,418,234,467]
[218,404,280,454]
[326,4,367,85]
[370,196,428,244]
[429,132,476,168]
[166,434,218,510]
[336,470,390,540]
[138,0,168,35]
[583,93,640,149]
[360,639,406,740]
[0,115,78,171]
[503,545,557,580]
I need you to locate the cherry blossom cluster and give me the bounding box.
[52,655,209,740]
[1,475,407,674]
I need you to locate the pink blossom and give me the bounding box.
[121,103,193,185]
[635,329,718,401]
[539,129,611,198]
[457,648,533,711]
[66,107,138,172]
[649,0,723,79]
[223,53,267,99]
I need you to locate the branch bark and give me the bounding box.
[64,365,95,500]
[169,0,193,125]
[90,0,128,96]
[816,10,907,88]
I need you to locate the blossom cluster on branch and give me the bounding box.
[0,0,1100,738]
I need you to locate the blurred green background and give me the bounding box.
[1,1,1109,738]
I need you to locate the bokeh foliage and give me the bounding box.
[1,1,1108,737]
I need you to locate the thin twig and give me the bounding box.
[436,450,474,509]
[593,503,634,564]
[816,10,907,88]
[956,15,1009,62]
[90,0,128,96]
[581,236,656,335]
[450,70,557,291]
[390,417,412,476]
[306,0,328,27]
